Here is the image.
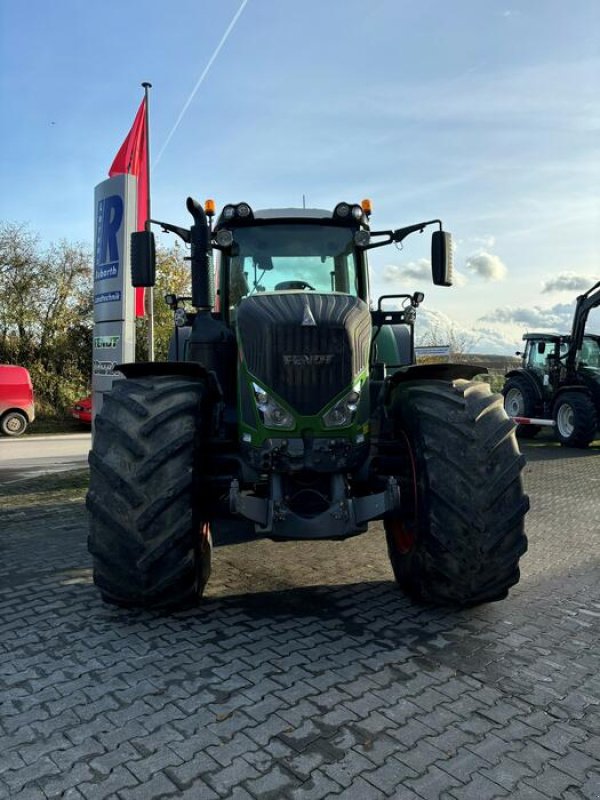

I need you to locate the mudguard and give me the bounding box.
[383,362,487,405]
[116,361,209,380]
[504,368,544,401]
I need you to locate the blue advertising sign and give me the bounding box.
[92,175,137,418]
[94,290,122,305]
[94,194,123,281]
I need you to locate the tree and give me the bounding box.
[0,224,195,416]
[0,221,93,412]
[416,318,477,360]
[135,241,191,362]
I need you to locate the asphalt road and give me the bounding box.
[0,433,91,484]
[0,433,599,799]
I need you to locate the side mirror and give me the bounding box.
[537,341,546,354]
[130,231,156,287]
[412,291,425,306]
[431,230,453,287]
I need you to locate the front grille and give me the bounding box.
[237,293,371,415]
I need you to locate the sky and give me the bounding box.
[1,0,599,353]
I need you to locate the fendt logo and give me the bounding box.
[283,354,334,367]
[94,195,123,281]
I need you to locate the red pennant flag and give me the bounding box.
[109,98,148,317]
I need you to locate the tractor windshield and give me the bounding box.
[227,224,359,308]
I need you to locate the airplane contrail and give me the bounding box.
[153,0,250,168]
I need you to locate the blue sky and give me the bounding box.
[1,0,599,352]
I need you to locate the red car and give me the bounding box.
[0,365,35,436]
[71,395,92,425]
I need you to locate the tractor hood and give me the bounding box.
[236,292,371,415]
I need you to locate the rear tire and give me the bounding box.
[0,411,28,436]
[87,375,212,610]
[384,379,529,606]
[553,392,597,448]
[502,376,541,438]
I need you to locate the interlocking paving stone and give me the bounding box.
[1,440,599,799]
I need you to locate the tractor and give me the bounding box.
[503,281,600,447]
[87,198,529,610]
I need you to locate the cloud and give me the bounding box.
[383,259,430,283]
[479,301,574,329]
[416,308,478,351]
[542,271,600,293]
[382,258,467,287]
[471,325,523,353]
[465,252,508,281]
[456,235,496,250]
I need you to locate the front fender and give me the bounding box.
[503,368,544,401]
[116,361,209,380]
[383,362,487,404]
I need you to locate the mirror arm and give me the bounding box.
[147,218,191,244]
[362,220,443,250]
[362,231,394,251]
[393,219,441,244]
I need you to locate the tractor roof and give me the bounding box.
[253,208,333,220]
[522,332,562,341]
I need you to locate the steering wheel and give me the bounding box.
[274,280,315,291]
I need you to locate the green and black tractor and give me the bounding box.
[503,281,600,447]
[87,198,529,610]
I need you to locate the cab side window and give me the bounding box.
[526,342,548,370]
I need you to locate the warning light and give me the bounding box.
[204,199,216,217]
[361,198,372,217]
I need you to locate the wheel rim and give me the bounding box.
[505,387,525,417]
[557,403,575,437]
[389,517,416,554]
[6,415,25,433]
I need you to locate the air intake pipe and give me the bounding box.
[186,197,214,310]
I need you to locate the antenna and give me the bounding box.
[302,194,306,209]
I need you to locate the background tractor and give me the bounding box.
[87,198,529,610]
[503,281,600,447]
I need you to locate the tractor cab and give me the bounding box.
[519,333,563,396]
[213,205,368,318]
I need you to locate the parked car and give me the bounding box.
[0,365,35,436]
[71,395,92,425]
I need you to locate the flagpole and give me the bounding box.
[142,81,154,362]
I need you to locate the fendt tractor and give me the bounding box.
[503,281,600,447]
[87,198,529,610]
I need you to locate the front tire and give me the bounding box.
[384,379,529,606]
[87,375,212,610]
[553,392,597,448]
[502,376,541,439]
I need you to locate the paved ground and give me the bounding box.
[0,433,599,799]
[0,434,91,484]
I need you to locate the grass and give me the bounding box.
[26,414,90,435]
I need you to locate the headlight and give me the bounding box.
[222,205,236,220]
[216,229,233,247]
[252,383,295,430]
[322,384,362,428]
[174,308,188,327]
[334,202,350,217]
[354,230,370,247]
